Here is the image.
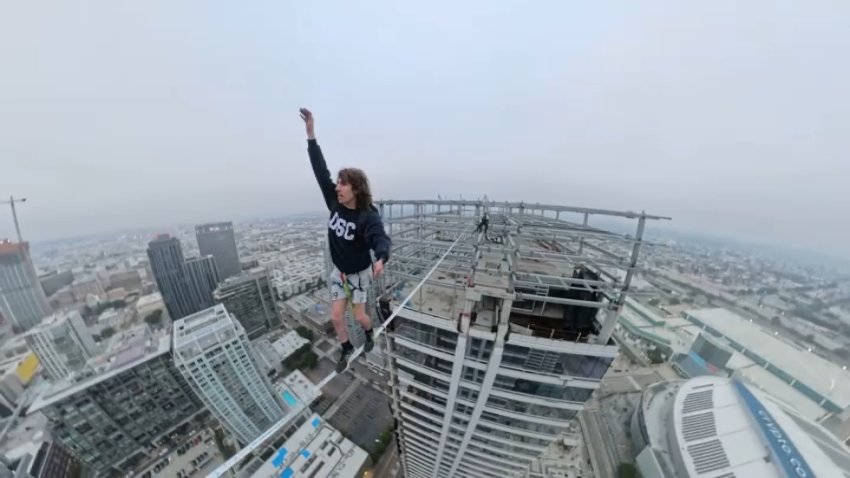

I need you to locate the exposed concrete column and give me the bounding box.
[445,300,514,477]
[595,307,622,345]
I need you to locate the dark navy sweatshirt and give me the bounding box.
[308,139,391,274]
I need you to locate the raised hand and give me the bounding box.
[299,107,315,140]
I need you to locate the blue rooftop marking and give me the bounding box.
[280,467,293,478]
[301,449,311,458]
[271,447,287,468]
[311,417,321,428]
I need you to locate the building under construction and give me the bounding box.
[374,199,668,478]
[211,198,668,478]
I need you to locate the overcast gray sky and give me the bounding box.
[1,1,848,255]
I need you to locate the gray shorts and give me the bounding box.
[329,265,372,304]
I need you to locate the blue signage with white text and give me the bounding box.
[734,381,815,478]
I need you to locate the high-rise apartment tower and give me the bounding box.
[173,304,287,445]
[213,268,280,340]
[196,222,241,279]
[0,241,51,331]
[184,255,220,310]
[147,235,197,320]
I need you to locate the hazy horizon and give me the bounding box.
[2,1,848,257]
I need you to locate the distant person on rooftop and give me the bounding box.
[300,108,391,373]
[476,213,489,235]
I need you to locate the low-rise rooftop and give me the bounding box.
[28,330,169,413]
[245,413,367,478]
[135,292,164,308]
[684,308,850,412]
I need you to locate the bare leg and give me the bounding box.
[331,299,349,343]
[352,303,373,331]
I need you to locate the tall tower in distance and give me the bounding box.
[213,267,280,340]
[184,255,220,311]
[0,240,52,331]
[195,222,241,279]
[147,235,196,320]
[172,304,287,446]
[375,199,668,478]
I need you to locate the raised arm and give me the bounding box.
[300,108,337,210]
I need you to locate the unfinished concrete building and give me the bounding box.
[374,199,668,478]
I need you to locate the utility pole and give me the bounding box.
[1,195,27,243]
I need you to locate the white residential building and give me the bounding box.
[22,311,99,380]
[172,304,288,445]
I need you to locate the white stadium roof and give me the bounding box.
[638,376,850,478]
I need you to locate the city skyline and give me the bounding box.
[15,210,850,273]
[1,1,848,258]
[2,0,850,475]
[4,196,850,478]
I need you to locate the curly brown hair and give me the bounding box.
[337,168,373,210]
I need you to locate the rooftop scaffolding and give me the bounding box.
[378,198,669,345]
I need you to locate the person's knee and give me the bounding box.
[331,305,346,324]
[355,309,371,325]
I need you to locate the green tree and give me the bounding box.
[302,351,318,369]
[618,462,639,478]
[282,344,319,371]
[144,309,164,327]
[369,426,394,463]
[296,326,314,342]
[213,428,236,459]
[100,327,116,339]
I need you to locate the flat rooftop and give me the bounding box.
[684,308,850,411]
[246,413,367,478]
[0,240,30,254]
[217,267,267,288]
[20,310,85,338]
[619,301,693,353]
[172,305,241,360]
[29,333,170,413]
[282,370,321,404]
[136,292,163,308]
[173,304,233,347]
